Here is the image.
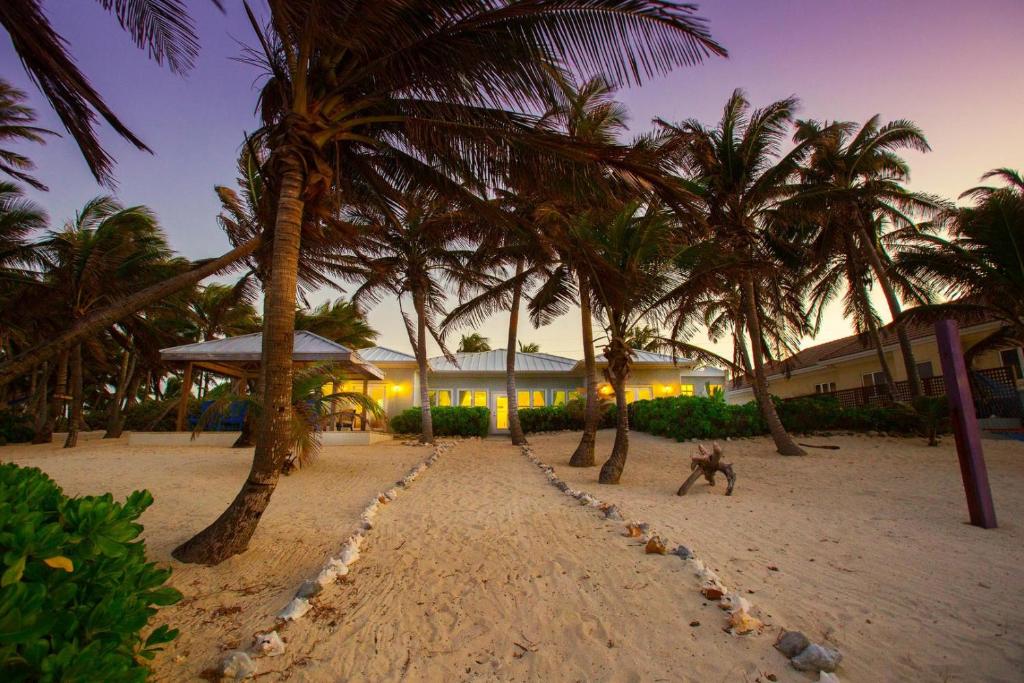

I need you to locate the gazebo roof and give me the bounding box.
[160,331,384,379]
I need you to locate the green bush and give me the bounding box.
[0,412,35,445]
[0,464,181,681]
[519,398,615,434]
[627,394,933,441]
[121,398,200,433]
[390,406,490,437]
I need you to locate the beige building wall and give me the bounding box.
[726,323,1021,404]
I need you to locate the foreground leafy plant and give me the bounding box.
[0,464,180,681]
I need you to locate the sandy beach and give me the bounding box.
[4,430,1023,681]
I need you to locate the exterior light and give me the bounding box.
[391,384,404,394]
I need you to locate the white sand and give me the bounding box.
[4,430,1022,681]
[2,437,426,681]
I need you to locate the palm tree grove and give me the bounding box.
[0,1,1021,680]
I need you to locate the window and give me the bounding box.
[368,383,386,407]
[814,382,836,394]
[429,390,452,407]
[1000,348,1023,379]
[916,361,934,379]
[862,372,886,387]
[680,384,695,396]
[552,390,567,406]
[706,383,723,396]
[633,387,653,402]
[517,390,530,407]
[568,390,582,403]
[532,390,546,407]
[458,389,488,407]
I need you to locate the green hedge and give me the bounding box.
[390,406,490,437]
[519,400,616,434]
[627,395,938,441]
[0,464,181,681]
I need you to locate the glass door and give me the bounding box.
[494,393,509,432]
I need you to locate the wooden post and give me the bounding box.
[175,362,194,432]
[935,320,997,529]
[361,379,369,431]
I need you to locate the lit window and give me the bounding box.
[518,390,530,407]
[458,390,473,406]
[706,383,723,396]
[475,391,487,407]
[430,389,451,407]
[680,384,695,396]
[369,384,386,407]
[552,390,567,406]
[532,390,546,407]
[634,387,653,401]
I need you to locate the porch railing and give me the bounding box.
[784,366,1023,419]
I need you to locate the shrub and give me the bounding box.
[0,412,35,445]
[630,396,765,440]
[0,464,181,681]
[520,399,615,434]
[121,398,200,433]
[390,406,490,437]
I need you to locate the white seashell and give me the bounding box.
[252,631,285,657]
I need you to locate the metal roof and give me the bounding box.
[592,349,695,366]
[160,331,384,378]
[428,349,578,373]
[682,366,727,378]
[357,346,417,364]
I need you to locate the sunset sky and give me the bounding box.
[2,0,1022,361]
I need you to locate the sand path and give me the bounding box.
[264,439,794,682]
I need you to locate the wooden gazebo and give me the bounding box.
[160,331,385,431]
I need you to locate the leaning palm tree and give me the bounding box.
[789,116,945,399]
[655,89,810,456]
[457,333,492,353]
[170,0,725,566]
[0,80,55,191]
[895,168,1024,357]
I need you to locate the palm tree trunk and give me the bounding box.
[598,337,630,484]
[34,351,67,444]
[172,165,303,565]
[413,289,434,444]
[740,277,805,456]
[63,344,83,448]
[858,226,923,399]
[31,361,49,437]
[861,302,898,401]
[0,237,261,388]
[110,364,143,438]
[570,273,598,467]
[506,258,527,445]
[104,349,134,438]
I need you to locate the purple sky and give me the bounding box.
[2,1,1022,360]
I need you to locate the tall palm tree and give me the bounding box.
[171,0,725,565]
[895,168,1024,357]
[0,0,217,185]
[0,80,55,191]
[790,117,945,399]
[189,281,262,342]
[655,89,810,456]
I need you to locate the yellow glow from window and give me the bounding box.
[599,384,614,396]
[680,384,695,396]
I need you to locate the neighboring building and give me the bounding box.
[356,347,726,435]
[725,315,1024,406]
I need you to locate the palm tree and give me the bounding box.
[189,282,262,342]
[0,80,55,191]
[1,0,214,185]
[518,341,540,353]
[625,325,662,351]
[171,0,725,565]
[34,197,178,446]
[895,168,1024,356]
[339,194,486,446]
[654,90,810,456]
[790,116,945,399]
[294,299,376,349]
[458,333,492,353]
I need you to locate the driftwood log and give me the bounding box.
[677,443,736,496]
